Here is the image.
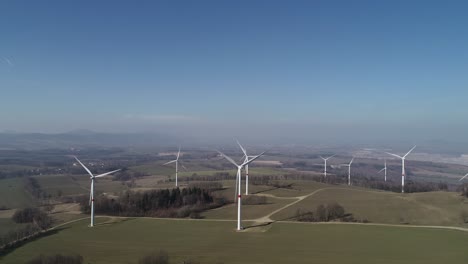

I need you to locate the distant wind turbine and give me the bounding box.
[217,150,265,231]
[459,173,468,181]
[320,155,335,177]
[236,140,257,195]
[74,156,121,227]
[385,146,416,193]
[341,158,354,186]
[378,159,387,182]
[163,146,184,187]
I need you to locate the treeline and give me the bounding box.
[24,177,45,199]
[295,203,368,223]
[250,173,448,194]
[458,183,468,197]
[12,207,52,229]
[1,208,53,249]
[27,254,83,264]
[26,251,216,264]
[79,187,227,218]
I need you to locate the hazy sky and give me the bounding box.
[1,1,468,142]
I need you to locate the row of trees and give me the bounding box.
[79,187,227,218]
[27,254,83,264]
[26,251,211,264]
[295,203,368,222]
[12,207,52,229]
[23,177,44,199]
[0,207,54,249]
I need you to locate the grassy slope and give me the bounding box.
[0,178,35,209]
[0,218,27,236]
[33,174,127,196]
[1,218,468,264]
[270,186,468,226]
[202,196,292,220]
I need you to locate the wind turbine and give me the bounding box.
[459,173,468,181]
[74,156,121,227]
[163,146,183,187]
[217,150,265,231]
[385,146,416,193]
[341,158,354,186]
[378,159,387,182]
[320,155,335,177]
[236,140,256,195]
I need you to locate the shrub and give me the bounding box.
[27,254,83,264]
[138,250,169,264]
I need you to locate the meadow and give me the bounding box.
[1,217,468,264]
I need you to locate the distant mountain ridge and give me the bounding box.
[0,130,179,149]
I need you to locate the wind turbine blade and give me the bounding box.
[163,160,177,165]
[217,150,239,167]
[349,158,354,165]
[404,145,417,158]
[94,169,121,178]
[242,151,266,166]
[319,156,325,160]
[326,154,336,160]
[378,168,385,173]
[236,140,247,156]
[177,146,181,160]
[385,152,403,159]
[181,164,188,171]
[459,173,468,181]
[74,156,94,177]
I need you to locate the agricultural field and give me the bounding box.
[1,217,468,264]
[33,174,128,197]
[0,177,35,209]
[270,185,468,226]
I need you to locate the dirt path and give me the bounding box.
[248,188,328,223]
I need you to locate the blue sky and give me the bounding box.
[1,1,468,142]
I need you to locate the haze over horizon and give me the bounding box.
[2,1,468,143]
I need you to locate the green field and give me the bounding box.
[0,218,27,236]
[33,174,128,197]
[270,186,468,226]
[1,218,468,264]
[0,178,35,209]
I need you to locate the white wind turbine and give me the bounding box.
[320,155,335,177]
[163,146,184,187]
[74,156,121,227]
[459,173,468,181]
[385,146,416,193]
[378,159,387,182]
[217,150,265,231]
[237,140,256,195]
[341,158,354,186]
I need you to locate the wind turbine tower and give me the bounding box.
[342,158,354,185]
[74,156,121,227]
[237,140,256,195]
[385,146,416,193]
[320,155,335,177]
[378,159,387,182]
[218,150,265,231]
[163,146,182,187]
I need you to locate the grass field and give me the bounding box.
[33,174,128,197]
[270,186,468,226]
[0,178,35,209]
[202,196,293,220]
[0,218,27,236]
[1,218,468,264]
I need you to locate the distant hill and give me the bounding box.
[0,131,179,149]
